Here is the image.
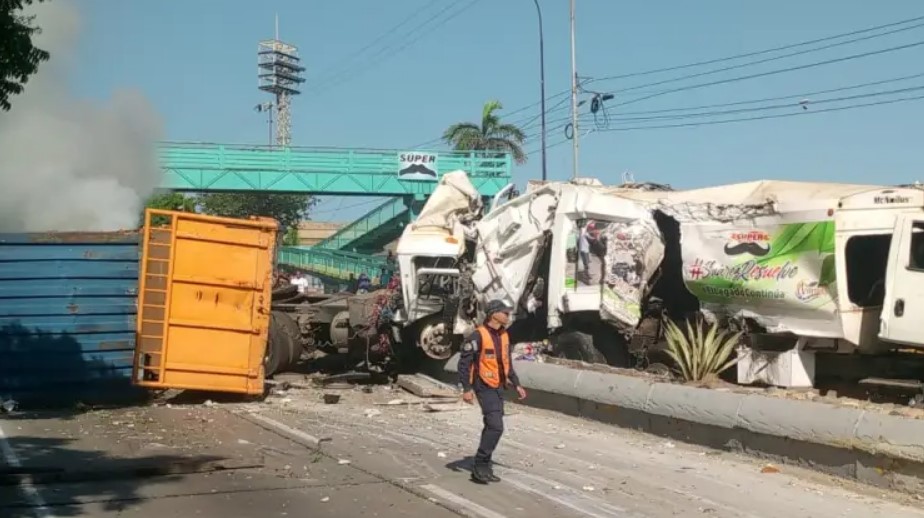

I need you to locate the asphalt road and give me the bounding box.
[3,382,924,518]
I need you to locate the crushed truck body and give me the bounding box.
[134,172,924,393]
[400,173,924,388]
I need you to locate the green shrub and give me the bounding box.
[663,315,742,382]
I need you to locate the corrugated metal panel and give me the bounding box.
[0,231,141,406]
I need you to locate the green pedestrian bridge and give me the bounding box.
[159,142,512,285]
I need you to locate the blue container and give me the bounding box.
[0,231,142,407]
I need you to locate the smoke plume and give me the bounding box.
[0,1,164,232]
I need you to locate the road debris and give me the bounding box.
[379,399,407,406]
[422,402,468,413]
[317,372,372,385]
[761,464,781,474]
[323,394,341,404]
[363,408,382,418]
[397,374,457,398]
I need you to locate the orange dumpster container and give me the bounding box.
[133,209,278,395]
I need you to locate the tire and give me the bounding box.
[552,323,632,367]
[264,315,285,377]
[272,284,298,300]
[272,310,303,367]
[553,329,607,364]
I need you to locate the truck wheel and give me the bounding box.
[553,329,607,364]
[264,315,285,377]
[418,321,453,360]
[272,310,303,368]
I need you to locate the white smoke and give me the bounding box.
[0,1,164,232]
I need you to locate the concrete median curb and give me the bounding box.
[443,355,924,494]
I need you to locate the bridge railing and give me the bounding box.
[313,197,408,250]
[160,142,511,179]
[277,246,391,281]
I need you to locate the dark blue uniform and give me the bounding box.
[457,326,520,469]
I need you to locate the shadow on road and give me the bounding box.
[0,323,243,516]
[0,428,230,517]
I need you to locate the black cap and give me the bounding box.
[485,299,513,315]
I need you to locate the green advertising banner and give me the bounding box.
[681,221,838,316]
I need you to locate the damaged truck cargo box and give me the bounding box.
[615,180,924,351]
[134,209,278,395]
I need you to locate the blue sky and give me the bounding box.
[70,0,924,221]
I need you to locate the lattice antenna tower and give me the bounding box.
[258,15,305,147]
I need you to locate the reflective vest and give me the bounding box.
[469,326,511,389]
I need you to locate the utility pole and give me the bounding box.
[531,0,548,182]
[255,102,274,146]
[569,0,580,180]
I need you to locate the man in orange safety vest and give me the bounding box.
[458,299,528,484]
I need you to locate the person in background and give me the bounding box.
[289,272,309,294]
[357,272,372,293]
[457,299,527,484]
[380,266,392,288]
[348,273,357,293]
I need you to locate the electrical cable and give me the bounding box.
[521,72,924,140]
[611,39,924,108]
[498,16,924,137]
[598,92,924,132]
[602,72,924,116]
[310,0,483,95]
[609,21,924,96]
[306,0,443,89]
[602,84,924,123]
[592,14,924,83]
[526,92,924,155]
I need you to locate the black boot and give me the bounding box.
[485,464,501,482]
[470,463,490,484]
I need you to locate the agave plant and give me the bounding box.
[663,315,742,382]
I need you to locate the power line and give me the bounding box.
[519,66,924,139]
[310,0,483,96]
[600,92,924,132]
[601,72,924,116]
[306,0,443,90]
[525,90,924,155]
[611,39,924,108]
[610,21,924,95]
[513,16,924,137]
[413,17,924,153]
[604,84,924,123]
[592,14,924,83]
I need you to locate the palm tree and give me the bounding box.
[442,100,527,164]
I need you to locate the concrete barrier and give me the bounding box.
[443,354,924,494]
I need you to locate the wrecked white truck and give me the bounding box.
[396,171,924,389]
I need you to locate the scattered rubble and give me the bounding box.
[396,374,456,399]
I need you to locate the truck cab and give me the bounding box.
[878,194,924,348]
[835,187,924,352]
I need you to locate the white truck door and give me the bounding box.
[879,214,924,346]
